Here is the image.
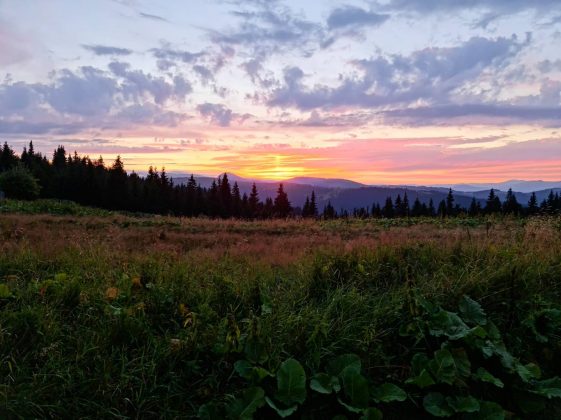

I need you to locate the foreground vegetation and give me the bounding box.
[1,202,561,418]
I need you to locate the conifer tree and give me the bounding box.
[485,189,502,214]
[382,196,394,218]
[273,183,291,218]
[446,188,455,216]
[402,191,410,217]
[428,198,436,217]
[323,201,336,219]
[468,197,480,216]
[248,183,260,219]
[394,194,403,217]
[503,188,520,215]
[302,196,310,217]
[438,199,447,218]
[527,192,538,215]
[231,182,242,218]
[411,197,423,217]
[309,191,318,218]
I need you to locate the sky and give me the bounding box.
[1,0,561,184]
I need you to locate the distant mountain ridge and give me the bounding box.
[171,173,561,212]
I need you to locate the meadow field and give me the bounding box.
[1,200,561,418]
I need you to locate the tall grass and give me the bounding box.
[1,213,561,417]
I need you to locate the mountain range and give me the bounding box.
[171,174,561,212]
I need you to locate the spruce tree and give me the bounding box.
[438,199,447,218]
[446,189,455,216]
[231,182,242,218]
[382,196,394,218]
[394,194,403,217]
[302,196,310,217]
[485,189,502,214]
[248,183,260,219]
[468,197,479,216]
[273,183,291,218]
[411,197,422,217]
[527,192,538,215]
[310,191,318,218]
[428,198,435,217]
[323,201,336,219]
[503,188,520,215]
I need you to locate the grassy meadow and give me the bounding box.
[1,200,561,418]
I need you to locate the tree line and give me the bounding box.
[334,188,559,219]
[0,142,291,218]
[1,141,559,219]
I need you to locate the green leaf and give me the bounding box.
[410,353,430,375]
[446,395,479,413]
[54,272,68,282]
[458,296,487,325]
[423,392,454,417]
[310,373,340,394]
[244,337,269,364]
[406,368,435,388]
[428,349,456,385]
[516,362,540,382]
[198,402,222,419]
[276,358,307,405]
[531,377,561,399]
[450,348,471,378]
[227,387,265,420]
[327,354,361,377]
[473,367,504,388]
[360,407,383,420]
[337,397,364,414]
[429,310,470,340]
[265,396,298,418]
[465,401,505,420]
[0,284,11,299]
[234,360,271,383]
[260,292,272,315]
[371,383,406,403]
[341,367,369,409]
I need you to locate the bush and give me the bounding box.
[0,166,41,200]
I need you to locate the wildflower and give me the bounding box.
[105,287,119,301]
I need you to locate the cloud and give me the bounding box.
[139,12,169,22]
[193,65,214,84]
[0,63,192,135]
[82,44,133,56]
[327,6,389,30]
[267,35,526,111]
[196,103,250,127]
[149,45,204,67]
[45,66,118,116]
[210,1,322,58]
[108,61,192,104]
[382,104,561,126]
[383,0,561,14]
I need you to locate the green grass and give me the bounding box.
[1,212,561,418]
[0,199,114,216]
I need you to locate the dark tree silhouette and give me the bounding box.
[273,183,291,218]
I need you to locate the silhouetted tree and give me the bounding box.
[438,199,447,218]
[248,183,260,219]
[527,192,538,215]
[382,196,394,218]
[485,189,502,214]
[446,189,455,217]
[273,183,291,218]
[322,201,336,219]
[503,188,521,215]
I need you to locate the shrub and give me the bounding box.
[0,166,41,200]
